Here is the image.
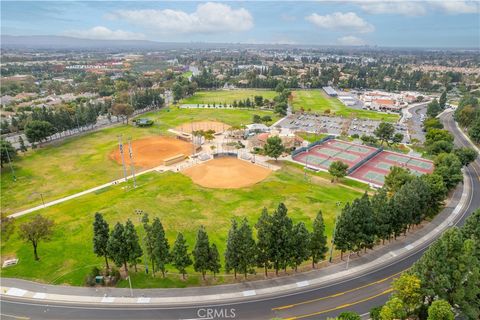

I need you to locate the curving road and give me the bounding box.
[1,111,479,320]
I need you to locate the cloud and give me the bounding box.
[108,2,253,34]
[358,1,426,16]
[356,0,478,16]
[429,1,479,14]
[64,26,145,40]
[337,35,367,46]
[306,12,374,33]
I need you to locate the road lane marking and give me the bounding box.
[32,293,46,299]
[283,288,394,320]
[242,290,256,297]
[0,314,30,320]
[272,270,403,311]
[137,297,150,303]
[101,297,115,303]
[6,288,27,297]
[296,281,309,288]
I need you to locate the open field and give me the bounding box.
[1,162,363,287]
[181,89,277,105]
[182,158,272,188]
[291,90,400,122]
[1,108,278,215]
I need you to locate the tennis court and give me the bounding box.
[292,139,378,171]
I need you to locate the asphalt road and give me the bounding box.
[1,112,478,320]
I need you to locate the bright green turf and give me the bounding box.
[1,108,277,215]
[292,90,400,122]
[181,89,277,105]
[1,162,362,287]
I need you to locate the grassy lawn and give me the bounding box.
[1,162,362,287]
[181,89,277,105]
[292,90,400,122]
[1,108,278,215]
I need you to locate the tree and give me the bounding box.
[263,136,285,161]
[374,122,395,145]
[151,217,170,277]
[111,103,134,124]
[193,226,211,280]
[255,208,272,277]
[392,133,404,144]
[19,215,54,260]
[208,243,221,278]
[236,218,257,278]
[433,153,463,190]
[18,136,27,152]
[423,118,443,131]
[425,129,454,146]
[427,300,454,320]
[289,222,310,271]
[328,160,349,182]
[371,189,393,243]
[93,212,110,269]
[171,233,192,279]
[438,91,447,109]
[225,219,240,278]
[338,312,361,320]
[427,99,442,118]
[380,297,407,320]
[468,117,480,143]
[252,114,262,123]
[309,211,328,268]
[269,203,293,275]
[275,82,285,93]
[261,115,272,123]
[391,273,422,315]
[384,167,413,194]
[107,222,129,271]
[254,95,263,107]
[124,219,143,272]
[453,147,478,166]
[0,139,17,168]
[24,120,55,144]
[1,216,15,242]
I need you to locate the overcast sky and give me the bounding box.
[2,1,479,47]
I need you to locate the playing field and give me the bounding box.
[1,108,277,215]
[0,163,362,287]
[291,90,399,122]
[110,136,193,168]
[183,158,271,188]
[175,121,231,134]
[181,89,277,105]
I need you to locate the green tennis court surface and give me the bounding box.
[336,152,359,161]
[332,141,351,150]
[386,154,409,163]
[320,159,333,167]
[364,171,386,183]
[304,155,325,165]
[346,145,372,154]
[376,162,393,170]
[407,158,433,169]
[314,148,339,157]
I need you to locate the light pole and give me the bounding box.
[135,209,149,275]
[329,201,342,263]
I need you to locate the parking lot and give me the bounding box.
[276,113,408,141]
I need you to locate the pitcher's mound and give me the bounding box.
[182,158,271,189]
[175,121,231,134]
[110,136,193,168]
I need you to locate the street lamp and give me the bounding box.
[328,201,342,263]
[135,209,149,275]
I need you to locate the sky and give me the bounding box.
[1,1,479,48]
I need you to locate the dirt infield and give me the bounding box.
[182,158,271,189]
[175,121,231,134]
[110,136,193,168]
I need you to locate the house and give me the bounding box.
[245,123,270,134]
[322,86,338,97]
[371,99,401,112]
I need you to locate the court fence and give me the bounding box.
[347,147,384,175]
[291,135,335,157]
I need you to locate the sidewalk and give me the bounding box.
[1,168,472,306]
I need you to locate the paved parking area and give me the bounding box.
[276,113,407,142]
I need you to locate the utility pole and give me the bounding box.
[128,137,137,188]
[118,135,128,183]
[329,201,342,263]
[3,142,16,181]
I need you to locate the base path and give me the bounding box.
[175,121,231,134]
[110,136,193,168]
[182,158,271,188]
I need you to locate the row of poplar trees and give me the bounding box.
[93,203,330,280]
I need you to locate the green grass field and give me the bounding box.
[1,163,363,287]
[292,90,399,122]
[1,108,278,215]
[181,89,277,105]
